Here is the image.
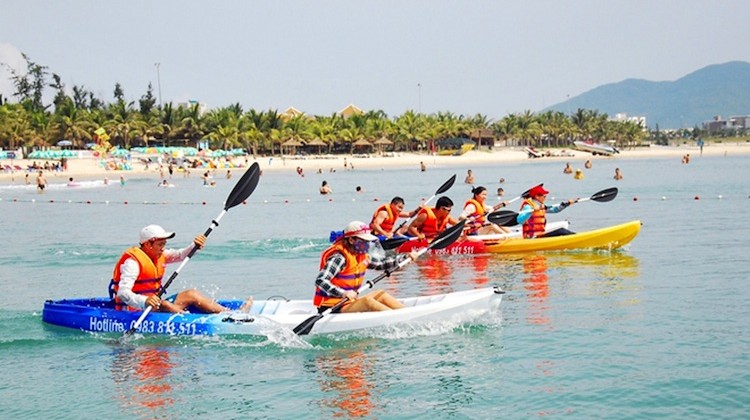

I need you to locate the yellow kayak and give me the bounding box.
[483,220,642,254]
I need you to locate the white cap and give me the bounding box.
[139,224,176,244]
[343,221,378,241]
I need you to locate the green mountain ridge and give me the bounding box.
[544,61,750,129]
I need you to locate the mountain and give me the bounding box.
[543,61,750,129]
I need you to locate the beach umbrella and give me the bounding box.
[57,140,73,147]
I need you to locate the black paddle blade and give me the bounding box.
[591,187,618,202]
[487,210,520,227]
[430,220,466,250]
[225,162,261,210]
[293,313,324,335]
[380,237,409,250]
[436,174,457,194]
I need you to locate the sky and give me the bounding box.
[1,0,749,118]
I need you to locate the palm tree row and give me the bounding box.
[1,54,647,155]
[0,97,649,155]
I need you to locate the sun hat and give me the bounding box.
[529,185,550,196]
[139,224,176,244]
[343,221,378,241]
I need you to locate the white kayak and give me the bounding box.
[465,220,570,242]
[42,287,504,336]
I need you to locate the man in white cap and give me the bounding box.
[313,221,419,313]
[109,224,252,313]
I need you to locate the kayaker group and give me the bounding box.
[109,181,579,318]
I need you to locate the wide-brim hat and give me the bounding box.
[343,221,378,241]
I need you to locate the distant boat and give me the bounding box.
[524,147,544,158]
[573,141,619,156]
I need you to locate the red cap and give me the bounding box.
[529,185,550,196]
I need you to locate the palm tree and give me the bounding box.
[0,104,32,150]
[393,111,427,151]
[515,111,542,147]
[51,103,94,147]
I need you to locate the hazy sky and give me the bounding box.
[2,0,748,118]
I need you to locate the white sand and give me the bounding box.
[2,143,748,183]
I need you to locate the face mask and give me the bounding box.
[353,239,370,254]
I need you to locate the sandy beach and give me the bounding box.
[2,143,748,184]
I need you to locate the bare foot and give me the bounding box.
[239,296,254,312]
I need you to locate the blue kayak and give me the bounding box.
[42,287,504,336]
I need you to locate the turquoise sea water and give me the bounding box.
[1,153,748,418]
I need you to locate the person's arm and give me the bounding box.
[459,203,477,220]
[116,258,148,309]
[407,213,427,240]
[163,235,206,263]
[492,201,509,211]
[546,200,575,214]
[315,253,348,297]
[368,252,410,271]
[516,203,534,224]
[399,209,415,218]
[371,210,390,237]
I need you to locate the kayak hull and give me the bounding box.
[396,221,569,255]
[484,220,641,254]
[397,220,640,255]
[42,287,504,336]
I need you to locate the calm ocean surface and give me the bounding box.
[1,153,748,419]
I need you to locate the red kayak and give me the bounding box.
[395,221,570,255]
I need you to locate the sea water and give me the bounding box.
[1,154,748,418]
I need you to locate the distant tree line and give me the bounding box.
[1,52,679,156]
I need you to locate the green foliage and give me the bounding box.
[1,51,655,153]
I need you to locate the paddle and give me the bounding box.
[486,210,520,227]
[489,187,620,227]
[123,162,261,337]
[293,219,467,336]
[505,183,542,205]
[575,187,618,203]
[380,236,410,250]
[394,174,456,232]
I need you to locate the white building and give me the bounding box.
[611,113,647,128]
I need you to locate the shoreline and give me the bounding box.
[2,143,748,183]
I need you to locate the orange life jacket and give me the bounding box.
[109,246,166,310]
[521,198,546,238]
[418,206,448,239]
[464,198,486,234]
[314,241,369,307]
[369,204,396,234]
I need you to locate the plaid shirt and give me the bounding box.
[315,251,407,298]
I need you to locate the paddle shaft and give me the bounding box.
[124,163,260,337]
[492,187,619,227]
[504,183,541,205]
[394,174,456,232]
